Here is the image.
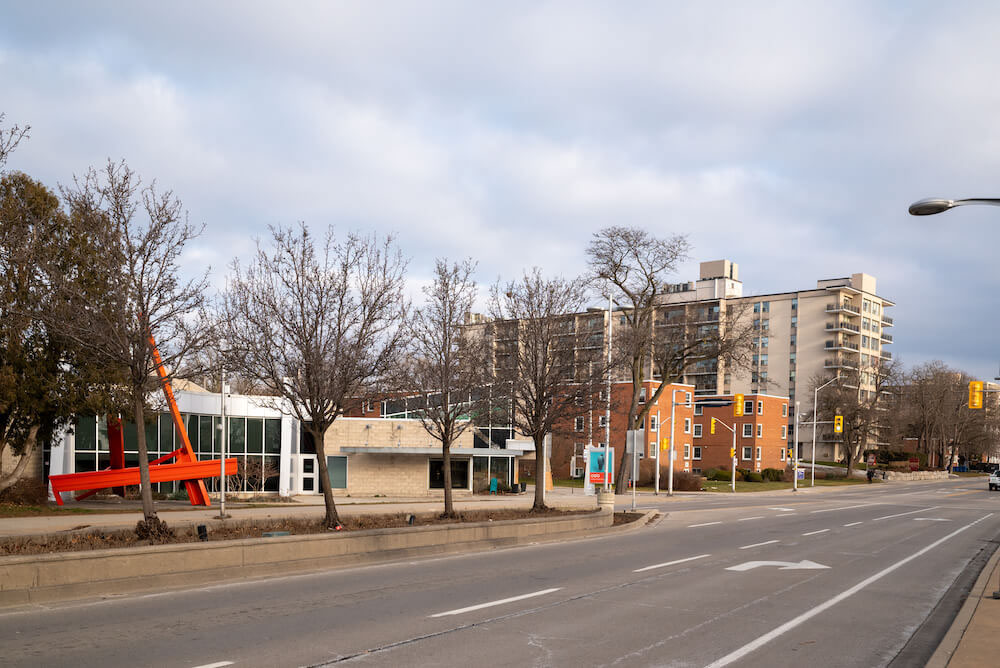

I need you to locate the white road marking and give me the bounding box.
[914,518,951,522]
[872,507,937,522]
[688,521,722,528]
[634,553,711,573]
[737,516,765,522]
[843,521,863,527]
[726,560,829,572]
[705,512,994,667]
[768,507,795,512]
[191,663,234,668]
[739,540,780,550]
[430,588,562,617]
[802,529,829,536]
[810,504,875,514]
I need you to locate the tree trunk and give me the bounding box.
[0,425,40,494]
[312,426,341,528]
[532,433,547,511]
[132,394,157,523]
[442,440,455,518]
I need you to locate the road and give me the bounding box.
[2,478,998,667]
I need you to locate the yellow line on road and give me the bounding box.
[944,490,981,497]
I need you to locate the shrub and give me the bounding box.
[672,471,705,491]
[761,468,783,482]
[745,472,764,483]
[709,469,732,482]
[0,479,47,505]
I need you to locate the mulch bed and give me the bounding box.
[1,508,595,557]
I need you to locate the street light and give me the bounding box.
[908,197,1000,216]
[811,376,840,487]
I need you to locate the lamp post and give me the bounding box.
[811,376,840,487]
[604,281,613,491]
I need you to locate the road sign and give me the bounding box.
[867,454,876,466]
[796,468,805,480]
[726,560,830,572]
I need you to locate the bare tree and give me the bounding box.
[0,113,30,170]
[489,268,603,511]
[816,359,900,476]
[587,226,753,492]
[54,160,213,530]
[406,259,489,517]
[222,223,408,528]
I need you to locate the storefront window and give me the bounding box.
[429,458,470,489]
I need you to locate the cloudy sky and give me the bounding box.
[3,1,1000,378]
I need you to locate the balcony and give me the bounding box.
[825,357,856,370]
[880,333,893,343]
[826,321,860,334]
[826,303,860,316]
[881,315,894,326]
[880,351,892,360]
[824,340,859,352]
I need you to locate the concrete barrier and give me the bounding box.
[0,511,611,608]
[881,470,952,481]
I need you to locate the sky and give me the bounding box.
[3,1,1000,379]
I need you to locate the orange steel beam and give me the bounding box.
[51,458,237,506]
[147,333,211,506]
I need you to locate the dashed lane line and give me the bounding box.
[688,521,723,528]
[802,529,829,536]
[634,554,712,573]
[843,521,864,527]
[430,588,562,618]
[737,516,765,522]
[809,504,877,514]
[739,540,780,550]
[872,507,937,522]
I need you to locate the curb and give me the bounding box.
[926,540,1000,668]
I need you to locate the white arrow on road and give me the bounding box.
[726,560,830,572]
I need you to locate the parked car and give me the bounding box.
[989,471,1000,491]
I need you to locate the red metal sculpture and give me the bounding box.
[49,335,237,506]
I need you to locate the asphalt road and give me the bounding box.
[3,478,999,667]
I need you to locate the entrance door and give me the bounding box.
[299,455,318,493]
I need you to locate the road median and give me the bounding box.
[0,509,615,608]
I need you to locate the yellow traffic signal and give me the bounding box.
[787,447,794,459]
[710,418,716,434]
[834,415,844,433]
[734,393,744,416]
[660,437,669,451]
[969,381,984,409]
[729,447,736,459]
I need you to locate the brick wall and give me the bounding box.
[692,394,790,473]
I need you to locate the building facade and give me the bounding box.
[692,393,791,473]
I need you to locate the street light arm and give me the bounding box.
[909,198,1000,216]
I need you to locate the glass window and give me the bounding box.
[123,420,138,451]
[684,444,690,459]
[98,418,110,452]
[326,455,348,489]
[780,448,786,461]
[742,446,752,460]
[200,415,215,455]
[490,457,510,488]
[229,417,246,453]
[693,424,702,438]
[791,298,797,310]
[575,416,584,431]
[650,416,657,430]
[473,456,490,492]
[429,458,469,489]
[685,392,692,406]
[684,418,691,434]
[638,387,646,404]
[693,446,702,460]
[145,419,158,454]
[744,400,753,414]
[755,447,761,460]
[694,405,703,416]
[160,415,176,455]
[756,424,763,437]
[265,419,281,454]
[782,403,788,417]
[75,415,97,451]
[264,456,280,491]
[742,423,753,437]
[247,418,264,454]
[757,401,764,414]
[185,414,198,452]
[781,425,787,439]
[599,415,607,427]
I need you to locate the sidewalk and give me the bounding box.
[930,544,1000,667]
[0,487,599,538]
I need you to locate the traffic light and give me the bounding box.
[729,447,736,459]
[969,381,984,409]
[834,415,843,433]
[787,447,794,459]
[710,418,716,434]
[660,437,669,452]
[734,393,744,416]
